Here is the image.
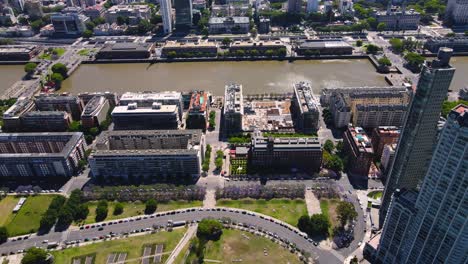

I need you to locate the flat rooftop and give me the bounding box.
[348,126,373,154]
[112,104,178,114]
[120,91,182,102]
[164,41,218,48]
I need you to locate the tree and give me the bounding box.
[82,29,93,39]
[323,140,335,153]
[51,63,68,78]
[377,22,386,32]
[116,16,129,25]
[113,202,124,215]
[24,62,37,75]
[250,28,258,38]
[222,37,232,46]
[336,201,357,227]
[201,27,209,37]
[356,40,363,47]
[0,226,7,244]
[30,19,44,32]
[378,56,392,66]
[365,44,380,54]
[323,150,344,172]
[85,21,95,30]
[309,214,330,236]
[145,199,157,214]
[297,215,311,234]
[197,219,223,241]
[51,73,64,88]
[389,38,403,53]
[445,32,455,37]
[75,204,89,221]
[366,17,377,29]
[351,256,359,264]
[21,247,49,264]
[95,200,108,222]
[138,19,153,34]
[404,52,425,70]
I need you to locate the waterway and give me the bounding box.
[61,60,387,95]
[0,65,24,94]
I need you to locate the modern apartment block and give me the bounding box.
[50,12,88,35]
[119,91,183,120]
[35,93,84,121]
[292,82,320,134]
[81,96,110,128]
[287,0,302,13]
[174,0,192,28]
[376,104,468,264]
[2,97,35,132]
[424,37,468,53]
[250,132,322,174]
[186,91,209,131]
[208,17,249,34]
[322,86,412,128]
[0,132,86,177]
[380,143,396,174]
[380,48,456,225]
[21,111,71,132]
[446,0,468,26]
[112,103,180,130]
[371,126,400,159]
[105,5,151,25]
[223,83,244,135]
[343,125,374,177]
[89,130,204,182]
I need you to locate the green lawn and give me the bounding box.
[216,198,307,227]
[319,199,340,235]
[367,191,383,199]
[39,48,65,60]
[52,228,186,264]
[5,195,57,236]
[77,49,96,56]
[203,229,301,264]
[82,200,203,224]
[0,196,19,226]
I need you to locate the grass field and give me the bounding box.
[39,48,65,60]
[203,229,301,264]
[52,228,186,264]
[83,200,203,224]
[319,198,340,235]
[0,196,19,226]
[216,198,307,226]
[367,191,383,199]
[5,195,57,236]
[77,49,96,56]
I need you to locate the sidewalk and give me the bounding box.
[304,189,322,216]
[165,224,198,264]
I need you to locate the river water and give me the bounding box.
[1,57,467,95]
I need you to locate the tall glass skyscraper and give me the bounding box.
[175,0,192,28]
[376,104,468,263]
[160,0,173,34]
[379,48,456,224]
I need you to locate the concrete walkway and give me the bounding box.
[165,224,198,264]
[305,190,322,216]
[204,189,216,208]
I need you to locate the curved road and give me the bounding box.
[0,208,343,263]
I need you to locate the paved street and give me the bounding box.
[0,208,343,263]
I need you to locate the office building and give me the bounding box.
[2,97,35,132]
[306,0,318,12]
[96,42,154,59]
[446,0,468,25]
[0,132,86,177]
[380,48,456,225]
[186,91,209,130]
[81,95,110,128]
[119,91,183,119]
[160,0,173,34]
[175,0,192,28]
[424,36,468,53]
[229,40,286,55]
[23,0,42,18]
[105,5,151,25]
[321,86,411,107]
[377,104,468,263]
[0,45,40,61]
[329,92,352,128]
[161,41,218,58]
[343,125,374,177]
[112,103,180,130]
[292,82,320,133]
[339,0,353,14]
[35,93,84,121]
[89,130,204,182]
[354,104,407,128]
[250,131,322,174]
[21,111,71,132]
[208,16,249,34]
[223,83,243,135]
[295,40,353,56]
[84,5,105,20]
[78,92,118,107]
[50,12,88,35]
[380,143,396,174]
[287,0,301,13]
[371,126,400,159]
[212,4,250,17]
[258,17,270,33]
[374,3,420,31]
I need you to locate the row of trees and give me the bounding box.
[165,51,217,59]
[389,38,422,54]
[322,140,345,173]
[39,196,66,232]
[404,52,425,72]
[215,150,224,170]
[227,134,251,144]
[208,111,216,130]
[216,184,305,199]
[202,144,212,173]
[219,48,287,58]
[82,184,206,202]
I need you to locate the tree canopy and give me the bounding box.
[21,247,49,264]
[336,201,357,227]
[24,62,37,75]
[145,199,157,214]
[197,219,223,241]
[0,226,8,244]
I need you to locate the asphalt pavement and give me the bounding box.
[0,208,343,263]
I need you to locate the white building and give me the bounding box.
[105,5,151,25]
[50,12,88,35]
[160,0,173,34]
[380,143,396,173]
